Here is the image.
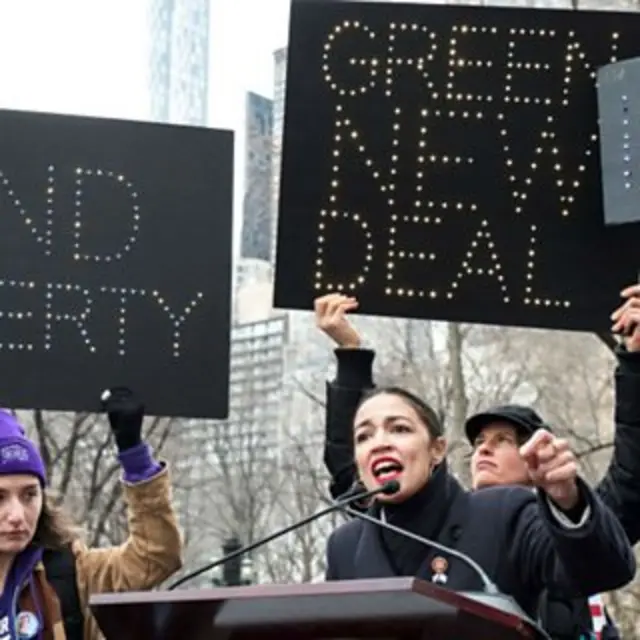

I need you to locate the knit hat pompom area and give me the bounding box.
[0,410,47,486]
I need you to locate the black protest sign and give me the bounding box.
[275,0,640,332]
[0,110,232,418]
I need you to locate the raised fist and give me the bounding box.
[520,429,579,511]
[100,387,144,452]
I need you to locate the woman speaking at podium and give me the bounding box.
[317,289,640,637]
[324,383,636,620]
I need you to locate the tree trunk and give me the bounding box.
[447,322,472,487]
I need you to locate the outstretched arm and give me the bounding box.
[73,388,183,595]
[513,430,635,596]
[513,480,635,597]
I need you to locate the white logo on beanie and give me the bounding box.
[0,444,29,462]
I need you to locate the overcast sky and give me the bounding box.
[0,0,291,126]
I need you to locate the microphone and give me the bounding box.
[343,505,550,638]
[167,480,400,590]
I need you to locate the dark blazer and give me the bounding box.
[325,478,635,620]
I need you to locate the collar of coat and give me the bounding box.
[17,561,66,640]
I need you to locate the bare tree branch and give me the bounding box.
[290,376,325,407]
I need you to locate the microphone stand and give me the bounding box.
[168,481,399,590]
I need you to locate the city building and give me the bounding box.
[241,92,274,263]
[235,91,277,324]
[171,313,289,582]
[234,258,275,324]
[148,0,210,125]
[215,314,288,464]
[271,47,288,265]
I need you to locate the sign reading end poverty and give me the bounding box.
[0,109,232,419]
[275,0,640,332]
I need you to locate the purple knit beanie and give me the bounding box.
[0,410,47,486]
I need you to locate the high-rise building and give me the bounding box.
[148,0,210,125]
[234,258,274,324]
[173,313,288,546]
[216,315,288,463]
[267,46,329,459]
[241,92,274,263]
[271,48,288,266]
[234,92,276,324]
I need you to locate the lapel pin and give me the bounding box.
[431,556,449,585]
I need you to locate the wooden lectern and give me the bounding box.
[90,577,546,639]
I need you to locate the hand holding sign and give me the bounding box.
[611,284,640,351]
[100,387,144,453]
[314,293,361,348]
[520,429,579,511]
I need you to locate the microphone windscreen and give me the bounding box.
[381,480,401,495]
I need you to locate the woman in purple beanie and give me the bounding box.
[0,388,182,640]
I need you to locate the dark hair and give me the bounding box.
[356,386,444,439]
[32,491,84,550]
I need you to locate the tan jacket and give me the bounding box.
[71,464,183,640]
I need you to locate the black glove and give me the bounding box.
[100,387,144,452]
